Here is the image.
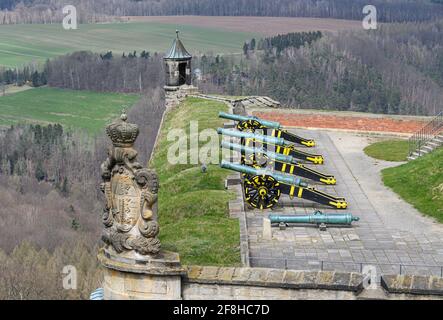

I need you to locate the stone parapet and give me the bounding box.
[381,274,443,296]
[184,266,364,292]
[226,181,249,266]
[165,85,199,109]
[225,173,242,188]
[99,249,186,300]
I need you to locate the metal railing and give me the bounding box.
[408,110,443,157]
[249,257,443,282]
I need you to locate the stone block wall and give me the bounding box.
[382,274,443,297]
[182,266,362,300]
[178,266,443,300]
[164,85,199,109]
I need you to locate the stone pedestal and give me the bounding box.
[98,248,186,300]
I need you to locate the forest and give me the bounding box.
[196,20,443,116]
[0,50,163,92]
[243,31,323,55]
[45,51,164,92]
[0,65,46,87]
[1,0,443,24]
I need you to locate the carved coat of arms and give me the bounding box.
[100,112,160,256]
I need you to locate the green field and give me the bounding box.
[382,148,443,223]
[150,97,240,266]
[0,87,139,133]
[0,22,258,67]
[364,139,409,162]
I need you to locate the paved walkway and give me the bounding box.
[247,129,443,277]
[0,84,34,96]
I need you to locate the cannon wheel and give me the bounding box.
[244,174,281,209]
[237,119,263,132]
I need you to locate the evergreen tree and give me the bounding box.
[71,218,80,231]
[35,162,46,182]
[61,177,69,196]
[243,42,249,55]
[31,71,40,87]
[250,38,256,51]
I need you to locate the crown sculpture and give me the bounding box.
[100,110,161,257]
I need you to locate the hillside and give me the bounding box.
[126,16,361,36]
[2,0,443,24]
[205,19,443,116]
[382,148,443,222]
[150,97,240,265]
[0,22,258,67]
[0,87,139,133]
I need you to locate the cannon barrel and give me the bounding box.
[217,128,285,146]
[219,111,281,129]
[220,141,295,164]
[220,160,308,187]
[269,211,359,225]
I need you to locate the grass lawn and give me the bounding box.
[0,22,258,67]
[0,87,139,134]
[382,147,443,223]
[364,139,409,162]
[150,97,240,266]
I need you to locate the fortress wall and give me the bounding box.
[180,266,443,300]
[182,283,357,300]
[182,266,361,300]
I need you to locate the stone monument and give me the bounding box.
[97,110,185,300]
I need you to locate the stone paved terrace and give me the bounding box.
[246,129,443,279]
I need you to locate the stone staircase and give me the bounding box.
[408,132,443,160]
[408,110,443,161]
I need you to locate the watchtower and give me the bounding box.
[164,30,192,89]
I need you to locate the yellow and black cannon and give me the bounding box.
[220,160,348,210]
[219,111,315,147]
[217,128,324,165]
[220,141,336,185]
